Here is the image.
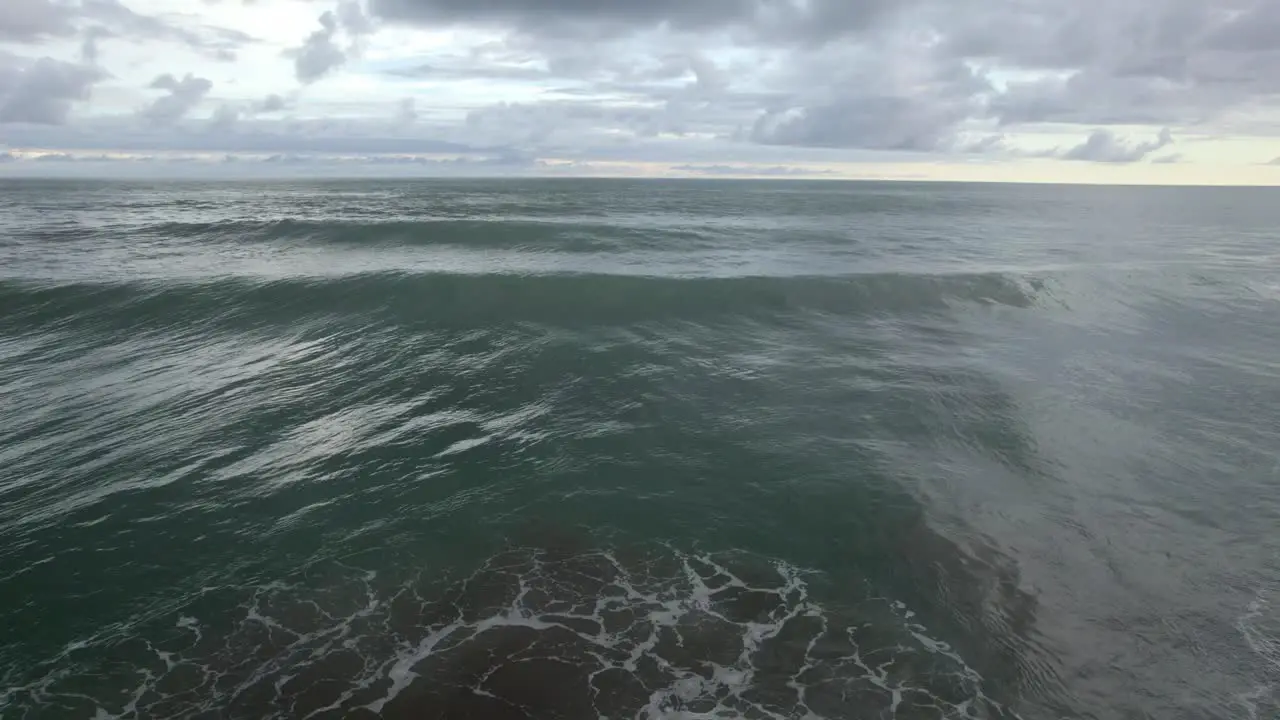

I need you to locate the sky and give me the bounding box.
[2,0,1280,182]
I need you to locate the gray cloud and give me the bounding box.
[972,0,1280,128]
[238,150,543,169]
[686,53,729,95]
[255,93,289,114]
[208,104,240,133]
[0,147,633,180]
[367,0,901,43]
[751,95,975,151]
[337,0,376,37]
[989,71,1223,127]
[291,11,345,83]
[957,134,1009,154]
[463,100,688,149]
[79,25,110,64]
[749,39,989,151]
[396,97,418,124]
[1152,153,1182,164]
[2,0,256,61]
[288,3,376,84]
[0,115,488,155]
[0,0,76,42]
[0,54,106,124]
[1268,157,1280,166]
[371,15,993,155]
[387,61,552,82]
[86,2,255,61]
[141,73,213,126]
[1062,127,1173,163]
[12,0,1280,169]
[360,0,1280,152]
[672,163,836,177]
[385,47,735,113]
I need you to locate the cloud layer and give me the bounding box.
[2,0,1280,178]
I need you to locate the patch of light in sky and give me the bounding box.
[131,0,320,48]
[976,65,1074,92]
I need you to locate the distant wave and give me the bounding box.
[117,219,725,253]
[0,271,1039,334]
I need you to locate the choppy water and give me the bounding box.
[1,178,1278,720]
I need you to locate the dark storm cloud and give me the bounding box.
[0,54,105,124]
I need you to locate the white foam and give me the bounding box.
[1,546,1011,720]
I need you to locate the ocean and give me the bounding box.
[0,178,1277,720]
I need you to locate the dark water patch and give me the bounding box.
[0,542,1022,720]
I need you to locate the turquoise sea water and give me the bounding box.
[1,179,1278,719]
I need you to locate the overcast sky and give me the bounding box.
[2,0,1280,182]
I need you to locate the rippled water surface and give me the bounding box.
[1,179,1278,719]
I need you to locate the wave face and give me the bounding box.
[3,178,1280,719]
